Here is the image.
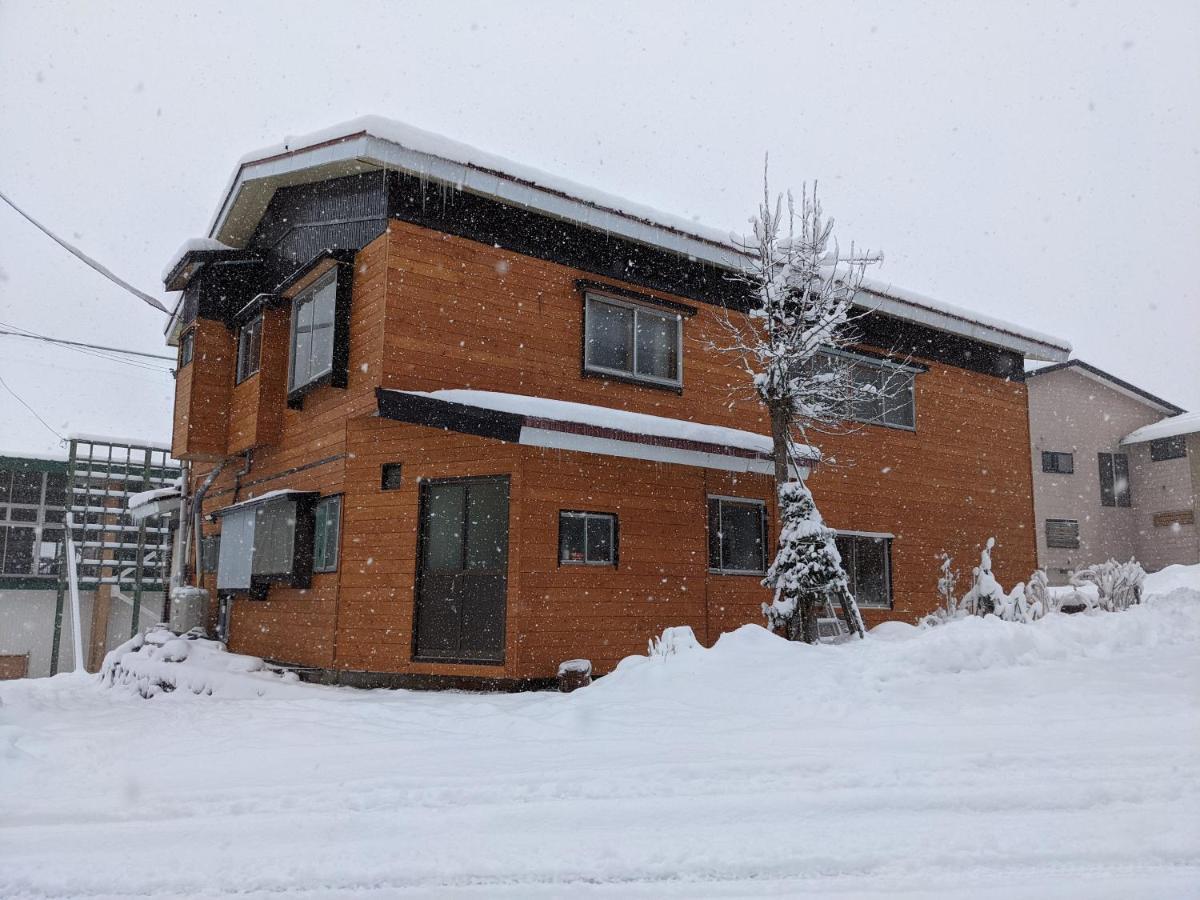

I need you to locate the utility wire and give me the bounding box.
[0,327,175,361]
[0,321,173,375]
[0,188,171,314]
[0,369,64,442]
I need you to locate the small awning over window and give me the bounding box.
[375,388,817,477]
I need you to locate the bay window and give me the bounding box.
[289,271,339,393]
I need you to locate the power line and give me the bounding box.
[0,327,175,361]
[0,187,171,314]
[0,369,64,443]
[0,321,173,375]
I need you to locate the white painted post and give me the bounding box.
[64,512,85,673]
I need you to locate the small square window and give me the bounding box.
[1046,518,1080,549]
[381,463,403,491]
[558,511,617,565]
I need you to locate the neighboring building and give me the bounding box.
[1026,360,1196,581]
[163,117,1068,686]
[0,438,179,677]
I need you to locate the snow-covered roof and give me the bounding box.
[127,482,181,510]
[212,488,315,516]
[181,116,1069,361]
[1028,360,1185,417]
[407,388,810,459]
[1122,411,1200,445]
[378,388,815,477]
[161,237,234,283]
[857,277,1070,361]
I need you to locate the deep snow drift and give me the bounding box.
[2,567,1198,898]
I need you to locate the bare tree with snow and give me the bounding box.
[721,177,898,643]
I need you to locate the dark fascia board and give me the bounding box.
[272,248,357,297]
[375,388,525,443]
[163,248,261,292]
[576,279,698,317]
[210,489,320,519]
[1027,360,1185,415]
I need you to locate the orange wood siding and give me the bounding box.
[172,318,234,461]
[182,216,1039,681]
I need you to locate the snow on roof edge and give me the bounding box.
[395,388,819,460]
[190,117,1069,359]
[161,237,234,283]
[1122,410,1200,445]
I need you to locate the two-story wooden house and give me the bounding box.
[163,117,1069,686]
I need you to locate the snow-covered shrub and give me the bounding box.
[958,538,1005,617]
[763,480,864,642]
[648,626,701,658]
[100,626,301,699]
[921,553,965,626]
[1070,559,1145,612]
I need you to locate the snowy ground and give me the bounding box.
[3,567,1199,899]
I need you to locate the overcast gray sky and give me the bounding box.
[1,0,1197,456]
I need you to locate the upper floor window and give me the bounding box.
[834,532,893,608]
[584,294,682,388]
[812,350,916,430]
[178,330,194,369]
[236,314,263,384]
[1150,436,1186,462]
[1041,451,1074,474]
[289,271,338,393]
[1098,452,1131,507]
[707,496,767,574]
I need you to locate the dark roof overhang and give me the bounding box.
[164,248,261,292]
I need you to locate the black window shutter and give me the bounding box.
[1098,453,1115,507]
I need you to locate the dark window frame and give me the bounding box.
[381,463,403,491]
[707,495,768,575]
[582,292,684,390]
[214,493,318,598]
[1045,518,1081,549]
[812,348,918,431]
[834,531,894,609]
[312,494,343,574]
[1150,436,1187,462]
[1098,452,1132,508]
[235,313,263,384]
[557,510,619,567]
[1041,450,1075,474]
[284,258,354,409]
[177,329,195,369]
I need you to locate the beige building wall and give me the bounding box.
[1027,366,1196,581]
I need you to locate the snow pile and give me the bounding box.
[100,627,303,699]
[602,565,1200,708]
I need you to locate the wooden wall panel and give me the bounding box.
[172,318,234,460]
[183,216,1039,682]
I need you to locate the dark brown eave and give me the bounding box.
[164,248,261,292]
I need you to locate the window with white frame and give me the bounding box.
[313,495,342,573]
[583,294,682,386]
[1041,451,1074,474]
[236,314,263,384]
[558,511,617,565]
[289,271,338,393]
[812,349,916,429]
[834,532,892,608]
[707,497,767,574]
